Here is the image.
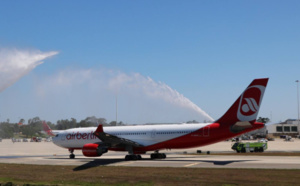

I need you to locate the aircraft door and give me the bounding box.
[151,129,156,138]
[203,126,210,137]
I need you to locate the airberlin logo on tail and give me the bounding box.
[242,98,259,113]
[237,85,265,121]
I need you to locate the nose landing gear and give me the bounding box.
[69,149,75,159]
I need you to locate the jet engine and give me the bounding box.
[82,143,108,157]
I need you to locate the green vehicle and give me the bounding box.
[231,142,267,153]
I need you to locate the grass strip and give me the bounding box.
[1,163,300,185]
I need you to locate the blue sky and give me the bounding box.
[0,1,300,124]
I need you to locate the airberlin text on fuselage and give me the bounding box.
[66,131,96,140]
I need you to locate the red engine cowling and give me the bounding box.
[82,143,108,157]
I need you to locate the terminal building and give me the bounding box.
[266,119,300,137]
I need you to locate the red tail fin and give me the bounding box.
[216,78,269,125]
[42,121,55,136]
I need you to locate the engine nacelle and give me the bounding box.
[82,143,108,157]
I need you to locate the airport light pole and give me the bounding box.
[116,94,118,126]
[296,80,300,133]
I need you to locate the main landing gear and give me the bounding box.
[150,151,166,159]
[124,151,166,160]
[125,154,142,160]
[124,153,166,160]
[69,149,75,159]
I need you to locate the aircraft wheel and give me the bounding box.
[125,154,141,161]
[70,154,75,159]
[150,153,166,159]
[137,155,142,160]
[150,154,155,159]
[151,153,158,159]
[132,155,137,160]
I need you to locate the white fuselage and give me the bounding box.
[52,123,211,149]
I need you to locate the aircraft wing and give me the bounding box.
[93,124,143,148]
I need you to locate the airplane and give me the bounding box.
[52,78,269,160]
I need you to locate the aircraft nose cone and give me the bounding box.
[52,136,58,144]
[52,134,61,146]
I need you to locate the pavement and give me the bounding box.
[1,138,300,169]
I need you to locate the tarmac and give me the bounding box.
[1,138,300,169]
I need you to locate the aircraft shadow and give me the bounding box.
[162,156,256,165]
[73,158,125,171]
[201,160,254,165]
[72,156,256,171]
[73,158,161,171]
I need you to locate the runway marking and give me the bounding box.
[184,162,200,167]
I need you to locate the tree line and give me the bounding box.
[0,116,124,139]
